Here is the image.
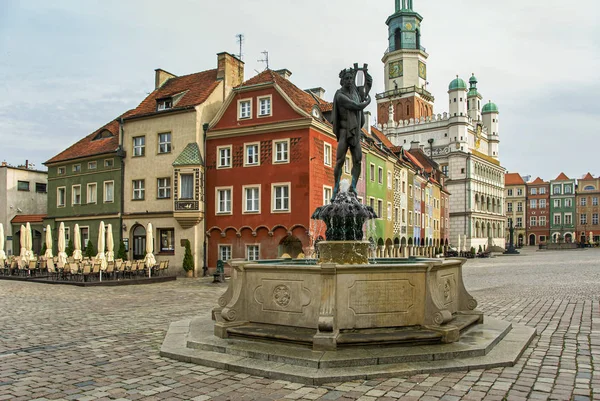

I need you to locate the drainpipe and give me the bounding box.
[202,123,209,276]
[118,118,126,255]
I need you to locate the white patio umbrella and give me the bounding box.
[26,222,33,260]
[456,235,461,254]
[462,235,468,253]
[145,223,156,278]
[96,221,107,272]
[19,224,26,258]
[106,224,114,262]
[57,222,67,267]
[44,225,53,258]
[73,224,82,261]
[0,223,6,265]
[590,231,594,244]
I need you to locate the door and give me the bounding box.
[133,225,146,260]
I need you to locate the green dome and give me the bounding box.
[448,77,467,91]
[469,74,478,84]
[482,101,499,114]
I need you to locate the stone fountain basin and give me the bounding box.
[213,257,481,350]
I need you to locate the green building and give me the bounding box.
[44,117,125,256]
[549,172,576,243]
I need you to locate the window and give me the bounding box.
[540,199,547,208]
[377,199,383,219]
[35,183,47,193]
[565,199,572,208]
[88,161,97,170]
[324,143,332,166]
[104,159,114,168]
[217,146,232,168]
[80,227,88,247]
[402,208,406,223]
[409,185,413,197]
[217,187,232,213]
[157,178,171,199]
[378,167,383,184]
[507,202,513,212]
[180,174,194,199]
[273,183,290,212]
[402,181,406,193]
[17,180,29,191]
[133,136,145,157]
[57,187,66,207]
[517,188,523,196]
[58,167,66,175]
[244,186,260,213]
[157,98,173,111]
[370,164,375,181]
[64,226,70,242]
[159,229,175,253]
[564,214,572,225]
[132,180,145,200]
[554,214,561,225]
[73,164,81,173]
[247,245,260,261]
[245,143,260,166]
[394,207,399,222]
[564,186,572,194]
[239,99,251,119]
[553,186,561,194]
[530,199,537,209]
[344,157,350,174]
[387,171,392,189]
[580,214,588,225]
[517,202,523,212]
[258,96,272,117]
[104,181,114,203]
[530,188,537,195]
[580,198,587,206]
[507,189,513,197]
[593,197,598,206]
[323,186,332,206]
[593,213,599,225]
[369,197,375,211]
[441,165,449,176]
[530,216,537,226]
[539,216,546,226]
[86,183,97,204]
[158,132,172,154]
[540,187,546,195]
[554,199,560,208]
[72,185,81,205]
[516,217,522,227]
[409,211,413,225]
[273,139,289,163]
[387,202,392,221]
[219,245,232,262]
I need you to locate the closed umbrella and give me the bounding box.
[462,235,468,253]
[44,225,53,258]
[106,224,114,262]
[19,224,27,267]
[57,222,67,267]
[26,222,33,260]
[0,223,6,265]
[96,221,107,273]
[145,223,156,277]
[590,231,594,244]
[457,235,461,255]
[73,224,82,261]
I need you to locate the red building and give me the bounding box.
[205,70,334,267]
[526,177,550,245]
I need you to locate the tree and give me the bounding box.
[182,240,194,272]
[66,239,74,257]
[478,245,483,254]
[117,240,127,260]
[85,240,96,258]
[40,243,47,257]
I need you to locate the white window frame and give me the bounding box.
[72,185,81,205]
[157,177,171,199]
[242,185,260,214]
[553,199,560,208]
[409,211,413,225]
[244,142,260,167]
[217,145,232,169]
[257,95,272,117]
[530,216,537,226]
[104,159,114,168]
[580,214,587,225]
[370,163,375,181]
[218,245,232,262]
[324,143,332,166]
[323,185,332,206]
[531,188,537,195]
[64,226,70,242]
[133,136,145,157]
[369,197,375,211]
[57,167,66,175]
[378,167,383,184]
[387,171,392,189]
[57,186,66,207]
[238,98,252,120]
[216,186,233,215]
[272,182,291,213]
[539,216,546,226]
[387,202,392,221]
[88,161,97,170]
[158,132,172,154]
[79,226,89,247]
[564,213,572,225]
[530,199,537,209]
[581,197,587,206]
[72,164,81,173]
[86,183,97,204]
[540,187,546,195]
[565,199,572,208]
[540,199,547,208]
[179,173,194,200]
[103,181,114,203]
[246,244,260,261]
[132,179,145,200]
[377,199,383,219]
[272,139,290,164]
[553,214,561,225]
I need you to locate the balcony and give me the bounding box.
[173,199,204,229]
[376,86,434,102]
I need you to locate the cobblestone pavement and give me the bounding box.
[1,248,599,401]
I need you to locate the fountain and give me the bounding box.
[160,65,536,384]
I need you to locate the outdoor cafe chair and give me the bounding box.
[91,263,101,281]
[28,260,37,276]
[106,261,115,280]
[80,263,91,282]
[46,258,57,280]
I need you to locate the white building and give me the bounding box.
[377,0,506,250]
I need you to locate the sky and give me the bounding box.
[1,0,599,181]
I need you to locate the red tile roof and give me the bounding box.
[126,69,221,119]
[370,126,394,148]
[529,177,547,184]
[318,102,333,112]
[505,173,526,185]
[403,149,424,170]
[45,112,131,164]
[555,172,570,181]
[582,172,594,180]
[11,214,46,224]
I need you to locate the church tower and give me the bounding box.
[377,0,434,126]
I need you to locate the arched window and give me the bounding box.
[406,105,410,116]
[394,28,402,51]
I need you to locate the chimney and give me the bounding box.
[363,111,371,132]
[217,52,245,98]
[410,141,420,150]
[275,69,292,80]
[305,87,326,99]
[1,161,6,167]
[155,69,177,89]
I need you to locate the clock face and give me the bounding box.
[389,60,403,79]
[405,22,413,30]
[418,61,427,80]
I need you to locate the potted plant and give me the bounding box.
[182,240,194,278]
[117,240,128,261]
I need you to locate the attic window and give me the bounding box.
[93,129,113,140]
[157,98,173,111]
[312,107,320,118]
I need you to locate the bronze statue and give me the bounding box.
[331,64,372,200]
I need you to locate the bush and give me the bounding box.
[182,240,194,272]
[85,240,96,258]
[66,239,74,257]
[41,243,47,256]
[117,240,128,260]
[470,246,476,255]
[478,245,483,253]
